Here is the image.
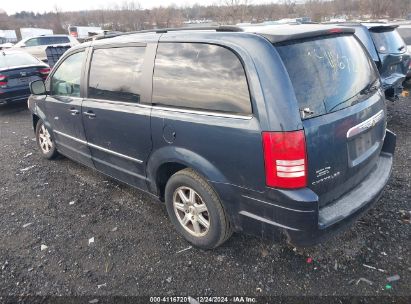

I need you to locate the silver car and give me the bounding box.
[12,35,78,62]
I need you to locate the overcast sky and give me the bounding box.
[1,0,280,15]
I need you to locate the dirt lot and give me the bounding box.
[0,85,410,300]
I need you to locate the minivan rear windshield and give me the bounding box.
[370,28,406,54]
[276,35,378,119]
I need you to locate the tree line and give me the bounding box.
[0,0,410,37]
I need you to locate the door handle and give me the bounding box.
[69,108,80,115]
[83,111,96,118]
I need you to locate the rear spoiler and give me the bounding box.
[367,25,399,32]
[261,27,355,44]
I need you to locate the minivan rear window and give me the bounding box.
[276,35,378,119]
[370,29,406,54]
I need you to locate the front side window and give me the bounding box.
[276,35,379,119]
[152,43,251,114]
[51,51,84,97]
[88,47,146,103]
[25,38,40,47]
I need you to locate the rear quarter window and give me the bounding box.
[40,36,70,45]
[276,35,378,119]
[152,42,252,115]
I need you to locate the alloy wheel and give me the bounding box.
[173,186,210,237]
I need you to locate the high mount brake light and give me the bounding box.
[329,28,343,34]
[262,130,307,189]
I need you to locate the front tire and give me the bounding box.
[35,120,58,159]
[165,168,232,249]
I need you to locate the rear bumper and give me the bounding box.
[0,87,31,103]
[213,130,396,247]
[382,74,406,100]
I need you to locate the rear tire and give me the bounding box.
[165,168,232,249]
[35,120,59,159]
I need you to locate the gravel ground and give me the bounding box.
[0,86,410,299]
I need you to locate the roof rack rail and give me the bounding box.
[94,25,243,40]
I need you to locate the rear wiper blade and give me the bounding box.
[398,45,405,51]
[360,78,380,95]
[328,79,380,113]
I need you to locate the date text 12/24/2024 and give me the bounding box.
[149,296,257,303]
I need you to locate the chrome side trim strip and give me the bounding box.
[53,130,143,164]
[346,110,384,139]
[239,210,300,231]
[151,105,253,120]
[54,130,87,144]
[242,195,315,213]
[88,142,143,164]
[84,98,253,120]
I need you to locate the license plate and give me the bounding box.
[354,131,373,157]
[18,77,30,84]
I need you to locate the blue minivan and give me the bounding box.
[28,24,396,249]
[330,22,410,101]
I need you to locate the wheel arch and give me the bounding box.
[146,146,228,201]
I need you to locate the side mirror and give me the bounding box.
[30,80,46,95]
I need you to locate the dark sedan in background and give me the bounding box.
[0,50,50,105]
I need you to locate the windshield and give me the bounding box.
[276,35,379,119]
[0,52,40,69]
[370,29,406,54]
[397,27,411,45]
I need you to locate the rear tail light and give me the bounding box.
[262,130,307,189]
[70,31,78,38]
[0,74,7,88]
[39,68,50,79]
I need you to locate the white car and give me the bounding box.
[397,25,411,78]
[12,35,78,62]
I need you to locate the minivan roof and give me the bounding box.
[88,24,355,46]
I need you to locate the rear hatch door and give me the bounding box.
[276,33,386,206]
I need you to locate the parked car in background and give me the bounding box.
[28,25,395,249]
[0,30,17,49]
[68,25,103,41]
[20,28,53,39]
[0,50,49,105]
[397,24,411,78]
[331,22,410,101]
[12,35,78,62]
